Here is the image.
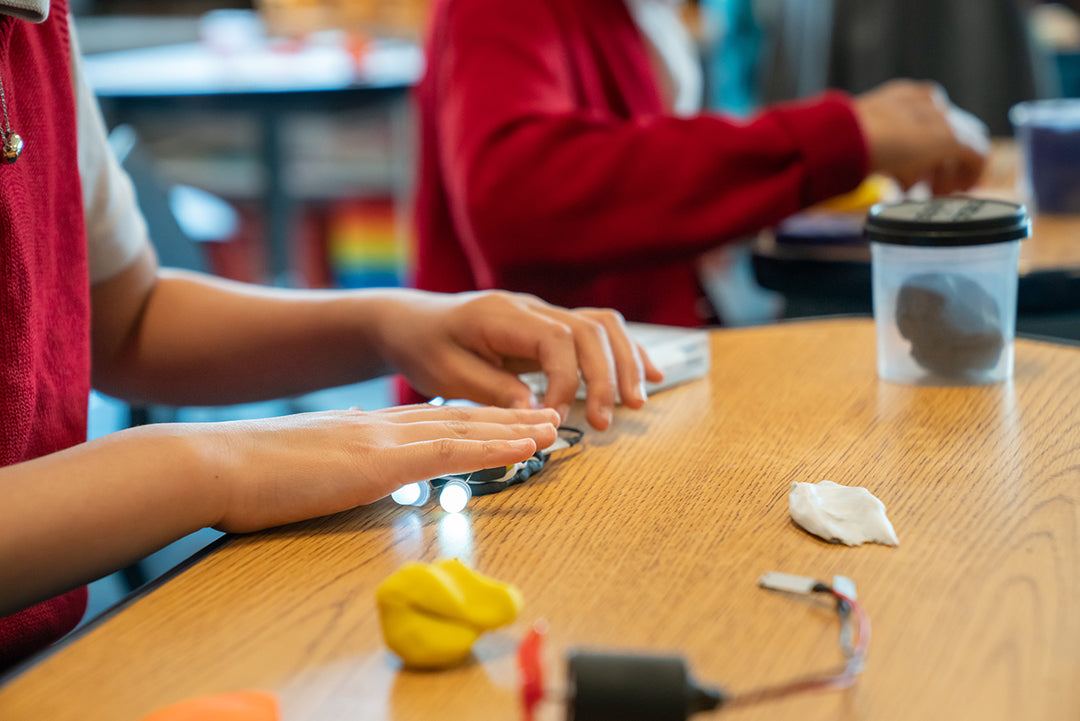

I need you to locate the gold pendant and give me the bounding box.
[3,131,23,164]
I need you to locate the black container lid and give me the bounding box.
[865,197,1030,246]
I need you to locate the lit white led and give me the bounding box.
[439,480,472,513]
[391,481,431,507]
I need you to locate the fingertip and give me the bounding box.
[541,372,579,422]
[521,437,541,459]
[537,421,559,447]
[503,384,540,411]
[578,373,616,418]
[628,385,651,409]
[587,404,613,431]
[492,437,537,465]
[509,437,536,452]
[487,438,535,467]
[643,356,665,382]
[542,379,571,409]
[637,355,664,386]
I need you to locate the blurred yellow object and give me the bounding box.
[376,558,523,669]
[255,0,428,39]
[814,174,894,214]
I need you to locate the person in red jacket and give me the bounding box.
[0,0,658,670]
[413,0,990,328]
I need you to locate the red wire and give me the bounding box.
[832,589,871,661]
[518,620,548,721]
[725,587,871,708]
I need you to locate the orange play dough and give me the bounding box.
[141,690,279,721]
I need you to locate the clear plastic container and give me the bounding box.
[866,198,1029,385]
[1010,99,1080,214]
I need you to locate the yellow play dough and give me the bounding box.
[376,558,523,669]
[814,174,894,213]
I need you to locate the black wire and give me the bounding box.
[556,426,584,449]
[431,425,585,496]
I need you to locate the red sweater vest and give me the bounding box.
[0,0,92,670]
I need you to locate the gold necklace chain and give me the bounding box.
[0,69,23,164]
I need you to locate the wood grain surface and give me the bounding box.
[1,318,1078,721]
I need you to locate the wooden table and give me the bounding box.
[2,318,1078,721]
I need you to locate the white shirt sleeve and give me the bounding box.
[622,0,702,117]
[69,15,151,284]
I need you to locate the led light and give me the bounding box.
[437,512,473,560]
[439,480,472,513]
[391,481,431,507]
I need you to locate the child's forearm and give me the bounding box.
[0,424,222,617]
[91,256,392,406]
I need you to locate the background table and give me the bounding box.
[1,318,1078,720]
[752,143,1080,334]
[84,17,422,285]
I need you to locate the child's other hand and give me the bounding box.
[855,80,989,195]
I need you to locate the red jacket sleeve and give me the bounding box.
[434,0,870,271]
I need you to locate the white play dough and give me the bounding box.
[788,480,899,547]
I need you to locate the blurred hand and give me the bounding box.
[371,290,663,430]
[854,80,990,194]
[210,405,560,533]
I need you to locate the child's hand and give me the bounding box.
[204,405,559,533]
[371,290,663,430]
[855,80,988,194]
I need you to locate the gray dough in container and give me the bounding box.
[895,273,1004,378]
